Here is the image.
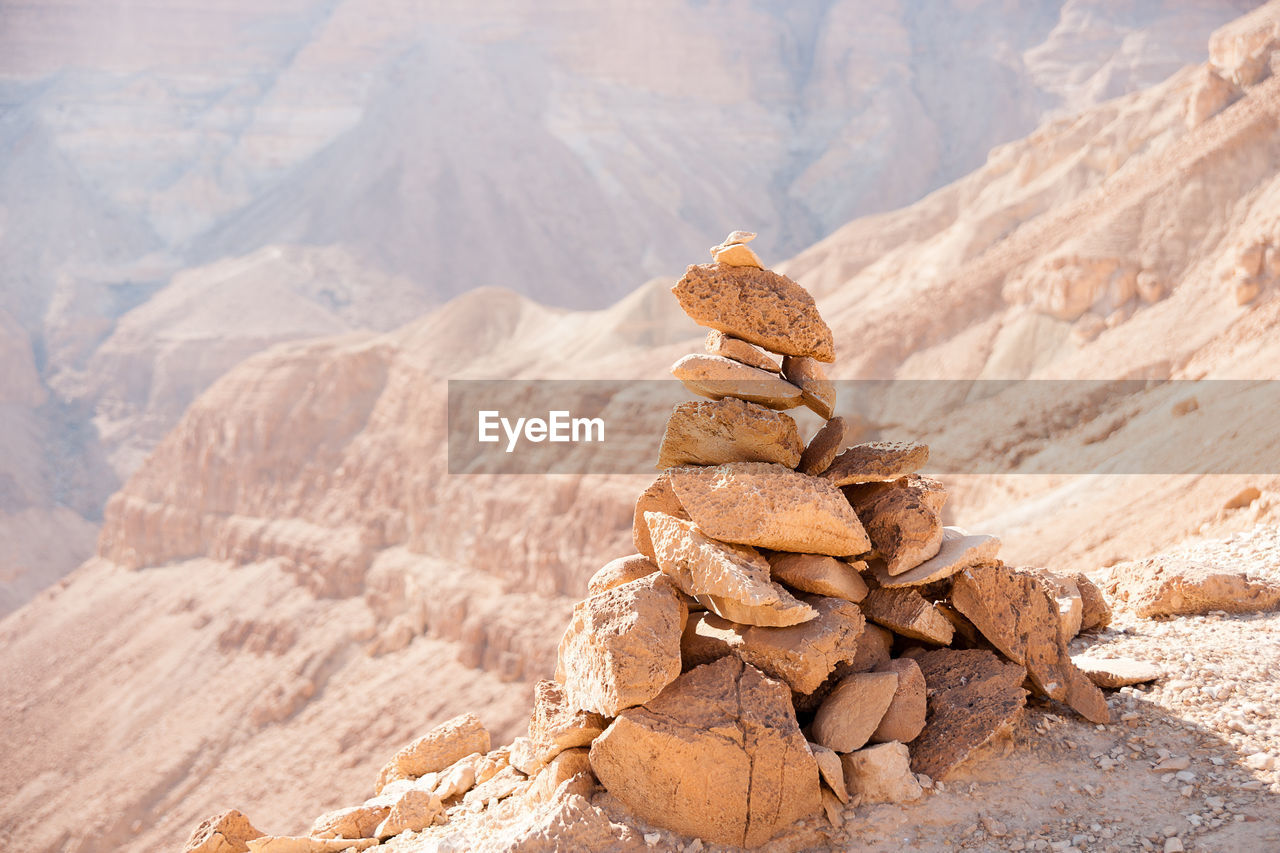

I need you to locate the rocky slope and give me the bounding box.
[0,0,1259,612]
[4,3,1280,851]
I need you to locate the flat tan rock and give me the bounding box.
[555,572,688,716]
[910,649,1028,780]
[587,554,657,596]
[781,355,835,419]
[183,809,264,853]
[679,596,864,694]
[645,511,815,627]
[705,330,779,372]
[711,242,764,268]
[861,587,954,645]
[798,416,846,476]
[1073,656,1162,688]
[1073,572,1113,632]
[528,679,609,764]
[670,353,803,410]
[823,441,929,487]
[1103,556,1280,618]
[668,462,871,556]
[871,658,927,743]
[590,656,821,848]
[672,263,835,362]
[1030,569,1084,639]
[872,527,1001,588]
[846,476,947,575]
[632,470,688,561]
[840,742,923,804]
[374,789,443,839]
[311,804,388,839]
[769,552,868,602]
[246,839,378,853]
[809,742,849,803]
[951,564,1109,723]
[720,230,756,245]
[811,670,899,752]
[656,398,802,470]
[375,712,490,793]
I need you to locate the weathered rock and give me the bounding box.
[509,736,544,776]
[375,712,490,794]
[246,839,378,853]
[587,554,657,596]
[524,747,595,806]
[823,441,929,486]
[645,511,815,627]
[821,788,845,827]
[769,552,868,602]
[1030,569,1084,639]
[463,765,525,808]
[809,742,849,803]
[374,789,443,839]
[528,679,610,765]
[840,742,923,804]
[670,353,804,410]
[1072,656,1162,688]
[679,596,864,693]
[183,809,264,853]
[870,658,927,743]
[555,572,688,716]
[872,527,1000,588]
[1073,572,1113,632]
[846,476,947,575]
[951,564,1109,723]
[1103,557,1280,617]
[847,623,894,672]
[668,462,871,556]
[433,752,482,801]
[311,804,389,840]
[811,670,898,752]
[705,330,780,372]
[632,470,688,561]
[861,587,954,645]
[503,792,645,853]
[798,416,846,476]
[475,745,511,785]
[590,656,821,848]
[781,356,835,419]
[672,263,835,361]
[712,242,764,268]
[656,398,802,469]
[910,649,1028,780]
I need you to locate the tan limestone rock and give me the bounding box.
[668,462,871,556]
[589,656,821,848]
[375,712,490,794]
[861,587,954,645]
[503,792,645,852]
[524,747,595,806]
[811,670,899,752]
[1030,569,1084,639]
[781,355,835,419]
[951,564,1109,723]
[1102,557,1280,617]
[656,398,802,469]
[670,353,803,410]
[872,527,1000,588]
[645,511,816,627]
[798,416,846,476]
[509,736,544,776]
[841,742,924,804]
[768,552,868,602]
[555,572,688,716]
[711,242,764,268]
[475,745,510,785]
[374,789,443,839]
[910,649,1028,780]
[1073,656,1162,688]
[672,263,835,362]
[678,595,864,694]
[462,765,525,808]
[870,658,927,744]
[433,752,482,801]
[823,441,929,486]
[1073,572,1113,631]
[705,330,779,372]
[809,742,849,803]
[310,804,388,840]
[720,230,757,245]
[845,476,947,575]
[246,839,378,853]
[587,554,657,596]
[183,809,264,853]
[528,679,609,764]
[632,470,688,561]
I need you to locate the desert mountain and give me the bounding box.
[0,0,1260,613]
[3,3,1280,851]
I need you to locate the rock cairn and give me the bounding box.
[185,232,1145,853]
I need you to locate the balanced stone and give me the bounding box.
[811,670,898,752]
[798,416,846,476]
[657,397,802,469]
[845,475,946,576]
[871,527,1000,588]
[768,552,868,602]
[705,329,779,372]
[670,353,804,409]
[861,587,954,645]
[781,355,835,419]
[823,441,929,486]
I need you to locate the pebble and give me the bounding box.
[1164,838,1184,853]
[645,832,660,846]
[1244,752,1276,771]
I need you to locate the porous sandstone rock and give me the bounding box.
[781,355,835,419]
[590,656,821,848]
[645,511,815,627]
[668,462,870,556]
[656,397,802,469]
[528,679,610,765]
[1073,572,1113,632]
[375,712,490,794]
[871,527,1000,588]
[768,552,868,602]
[670,354,803,410]
[811,670,898,752]
[1103,557,1280,617]
[870,658,927,743]
[632,470,688,561]
[374,789,443,839]
[705,330,779,372]
[587,554,657,596]
[555,572,688,716]
[845,476,947,575]
[823,441,929,486]
[798,416,846,476]
[840,742,923,804]
[1072,656,1162,688]
[183,809,264,853]
[524,747,596,806]
[310,804,388,840]
[861,587,954,645]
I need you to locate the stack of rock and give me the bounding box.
[185,233,1144,853]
